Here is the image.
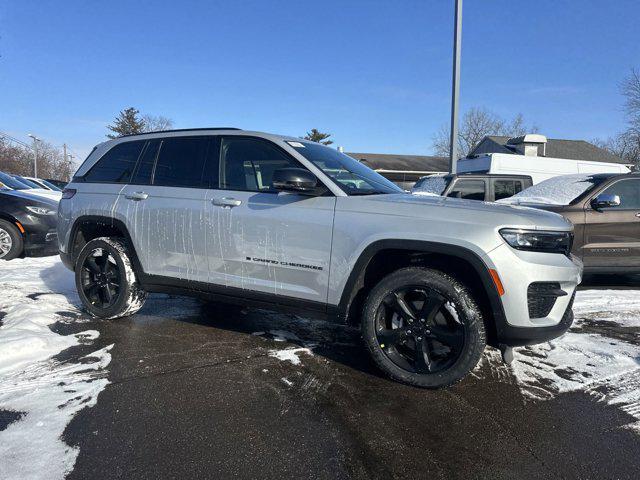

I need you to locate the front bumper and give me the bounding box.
[24,229,58,254]
[484,243,582,347]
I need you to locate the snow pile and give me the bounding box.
[269,347,314,365]
[498,174,600,205]
[0,257,112,480]
[253,329,315,365]
[411,174,448,196]
[508,288,640,433]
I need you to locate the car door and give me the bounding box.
[119,136,219,282]
[205,136,335,303]
[582,178,640,269]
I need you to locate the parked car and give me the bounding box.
[22,176,63,191]
[0,171,62,201]
[45,178,68,189]
[0,185,59,259]
[412,173,533,202]
[499,172,640,274]
[58,128,581,388]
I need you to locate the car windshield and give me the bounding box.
[0,171,31,190]
[288,141,403,195]
[14,175,40,188]
[497,174,611,206]
[412,175,451,196]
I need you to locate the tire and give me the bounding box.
[75,237,148,319]
[362,267,486,388]
[0,219,24,260]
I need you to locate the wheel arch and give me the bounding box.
[68,215,143,275]
[335,239,506,346]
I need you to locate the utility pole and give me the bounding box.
[28,134,41,177]
[449,0,463,174]
[63,143,68,165]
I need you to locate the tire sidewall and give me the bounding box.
[0,219,24,261]
[75,238,138,319]
[362,267,485,388]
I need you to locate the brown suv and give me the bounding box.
[503,172,640,274]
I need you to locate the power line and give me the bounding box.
[0,131,32,149]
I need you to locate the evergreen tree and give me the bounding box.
[303,128,333,145]
[106,107,146,138]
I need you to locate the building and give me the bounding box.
[468,134,627,165]
[347,152,448,190]
[348,135,626,189]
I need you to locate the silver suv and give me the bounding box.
[58,129,582,388]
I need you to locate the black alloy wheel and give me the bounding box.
[375,286,465,374]
[80,247,122,308]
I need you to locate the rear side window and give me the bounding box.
[85,141,145,183]
[153,137,210,188]
[220,137,301,192]
[131,140,161,185]
[493,180,524,201]
[448,180,486,200]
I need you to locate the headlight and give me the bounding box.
[26,206,56,216]
[500,228,573,255]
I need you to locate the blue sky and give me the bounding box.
[1,0,639,162]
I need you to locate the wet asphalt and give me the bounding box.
[46,284,640,480]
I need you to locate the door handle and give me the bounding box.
[212,197,242,207]
[125,191,149,201]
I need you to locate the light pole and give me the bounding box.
[28,134,41,177]
[449,0,463,174]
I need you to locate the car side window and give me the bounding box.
[448,180,485,200]
[131,140,161,185]
[219,137,302,192]
[84,141,145,183]
[597,179,640,209]
[153,137,210,188]
[493,179,523,201]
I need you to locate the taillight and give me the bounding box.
[62,188,76,199]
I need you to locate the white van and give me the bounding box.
[457,152,630,184]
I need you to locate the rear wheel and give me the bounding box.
[75,237,147,319]
[362,267,486,388]
[0,219,23,260]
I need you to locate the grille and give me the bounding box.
[527,282,567,319]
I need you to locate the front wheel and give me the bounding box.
[75,237,148,319]
[362,267,486,388]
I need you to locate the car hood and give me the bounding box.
[338,193,572,231]
[15,188,61,202]
[0,188,59,208]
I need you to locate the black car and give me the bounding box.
[0,187,59,260]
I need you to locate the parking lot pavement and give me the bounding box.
[1,258,639,479]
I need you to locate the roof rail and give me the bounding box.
[118,127,242,138]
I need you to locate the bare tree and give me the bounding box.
[0,139,73,180]
[432,107,538,158]
[142,114,174,132]
[597,69,640,169]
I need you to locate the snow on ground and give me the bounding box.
[481,288,640,433]
[0,256,112,480]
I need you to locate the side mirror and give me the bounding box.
[591,193,621,210]
[272,168,318,194]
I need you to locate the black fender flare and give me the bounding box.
[66,215,144,275]
[335,239,507,339]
